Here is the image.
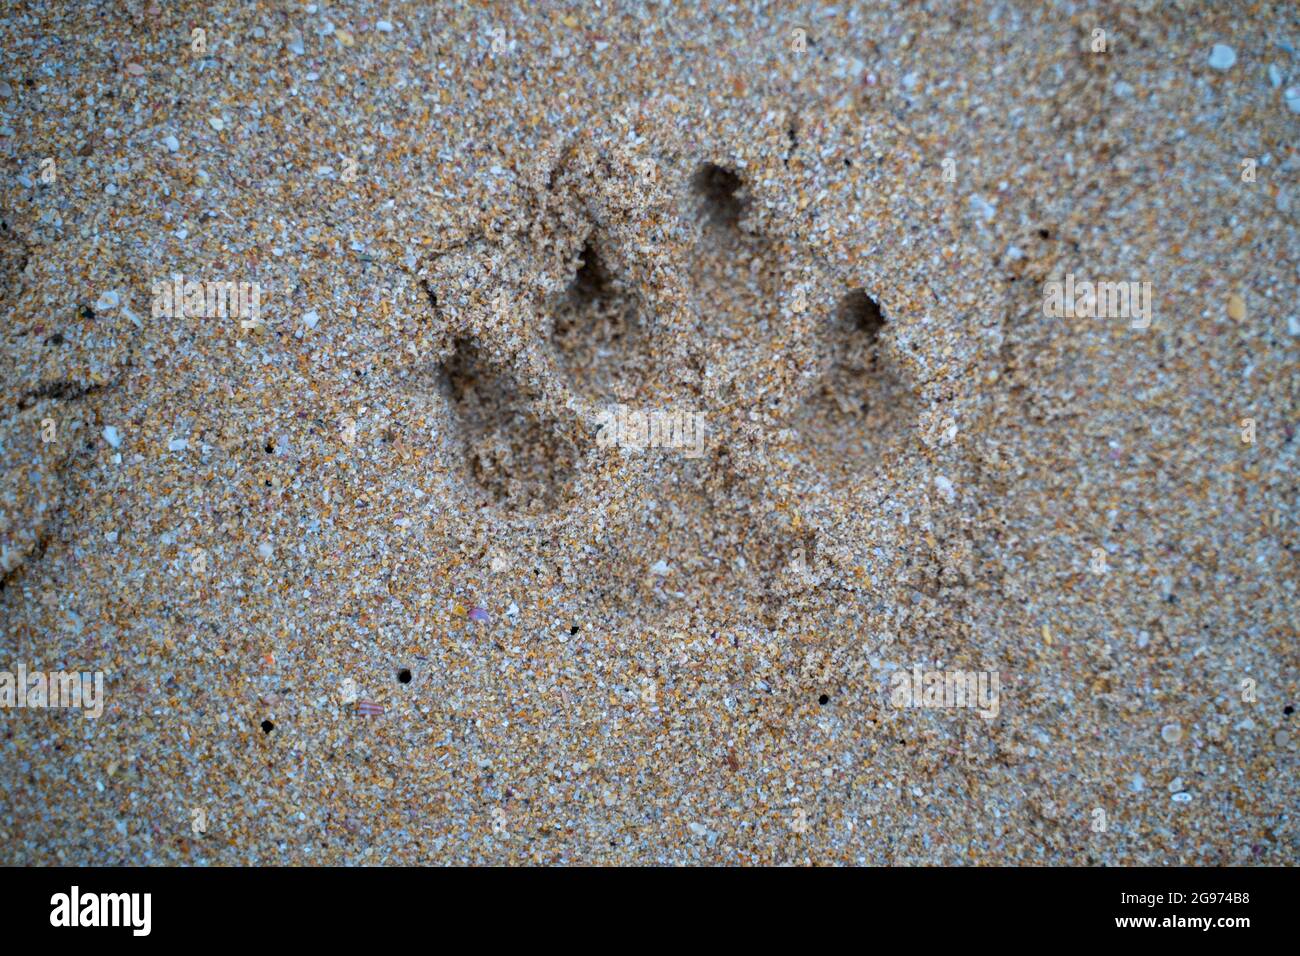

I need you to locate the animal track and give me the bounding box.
[422,127,997,598]
[790,288,921,491]
[440,338,580,514]
[550,239,651,405]
[687,161,787,402]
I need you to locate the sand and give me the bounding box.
[0,0,1295,864]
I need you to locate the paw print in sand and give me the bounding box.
[422,122,1001,599]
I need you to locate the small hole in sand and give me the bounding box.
[692,162,745,229]
[570,241,609,304]
[839,288,885,342]
[398,668,412,684]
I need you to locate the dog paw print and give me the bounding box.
[421,122,1001,597]
[421,135,699,522]
[437,336,582,515]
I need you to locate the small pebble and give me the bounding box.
[1227,293,1246,322]
[160,134,179,152]
[1208,44,1236,71]
[969,195,996,221]
[468,606,490,622]
[102,426,122,448]
[1161,722,1183,744]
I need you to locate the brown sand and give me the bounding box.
[0,1,1295,864]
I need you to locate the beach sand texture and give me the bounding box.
[0,1,1295,864]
